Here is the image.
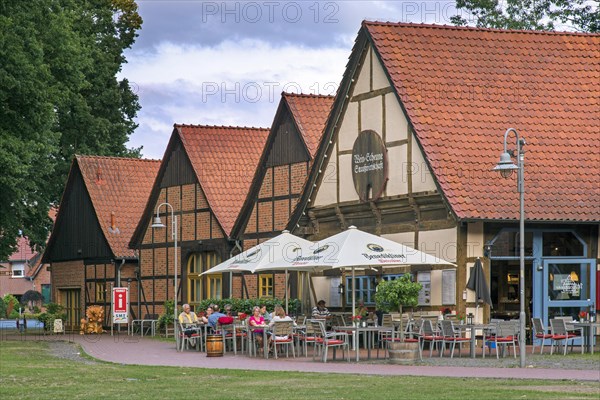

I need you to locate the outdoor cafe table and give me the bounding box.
[456,323,494,358]
[572,321,599,354]
[333,325,394,362]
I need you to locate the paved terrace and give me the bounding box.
[3,332,599,381]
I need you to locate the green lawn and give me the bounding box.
[0,341,598,400]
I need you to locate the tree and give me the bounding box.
[21,290,45,311]
[0,0,143,260]
[374,274,422,316]
[451,0,599,32]
[374,274,422,340]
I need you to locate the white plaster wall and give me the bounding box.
[467,221,485,259]
[411,134,437,193]
[338,102,358,152]
[382,231,415,248]
[338,154,359,202]
[353,48,371,95]
[372,50,390,90]
[385,93,408,142]
[419,228,457,263]
[386,145,409,196]
[431,269,442,305]
[314,143,338,207]
[360,96,383,133]
[311,276,334,307]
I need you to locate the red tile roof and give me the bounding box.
[77,156,161,258]
[283,93,334,158]
[0,276,33,296]
[176,125,270,236]
[364,22,600,222]
[8,236,36,262]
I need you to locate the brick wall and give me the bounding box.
[51,260,85,321]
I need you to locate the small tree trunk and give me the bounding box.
[398,305,404,341]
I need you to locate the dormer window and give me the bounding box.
[11,262,25,277]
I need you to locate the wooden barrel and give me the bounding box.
[206,335,223,357]
[388,341,419,364]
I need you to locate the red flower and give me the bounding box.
[579,311,587,319]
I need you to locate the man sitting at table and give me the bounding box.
[312,300,332,328]
[178,304,199,342]
[207,304,226,329]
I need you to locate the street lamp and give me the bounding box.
[493,127,526,368]
[151,202,178,350]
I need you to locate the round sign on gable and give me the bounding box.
[351,130,388,202]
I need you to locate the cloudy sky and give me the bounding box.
[121,1,463,159]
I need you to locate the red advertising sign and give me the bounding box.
[112,287,129,324]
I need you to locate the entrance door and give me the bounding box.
[60,289,81,331]
[543,259,596,324]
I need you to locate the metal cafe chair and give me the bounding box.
[178,322,201,351]
[270,321,296,359]
[549,318,579,355]
[491,321,518,359]
[310,319,349,363]
[439,320,470,358]
[420,319,443,358]
[531,317,553,354]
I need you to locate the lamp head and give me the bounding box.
[151,216,165,229]
[493,152,518,178]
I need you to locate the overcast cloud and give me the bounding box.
[121,1,461,159]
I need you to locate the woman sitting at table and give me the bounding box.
[249,306,268,350]
[269,305,296,340]
[201,305,213,325]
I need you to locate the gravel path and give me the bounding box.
[46,340,98,365]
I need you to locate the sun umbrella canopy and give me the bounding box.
[312,226,455,269]
[466,258,493,307]
[200,231,314,275]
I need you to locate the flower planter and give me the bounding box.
[388,341,419,364]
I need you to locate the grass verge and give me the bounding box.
[0,341,598,399]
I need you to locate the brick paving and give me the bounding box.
[4,332,599,382]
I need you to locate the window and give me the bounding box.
[346,274,408,305]
[11,262,24,277]
[96,282,106,302]
[346,276,377,305]
[490,231,533,257]
[207,275,222,299]
[187,254,202,304]
[259,274,273,298]
[187,252,221,303]
[543,232,584,257]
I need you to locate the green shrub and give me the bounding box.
[38,303,66,331]
[195,298,300,315]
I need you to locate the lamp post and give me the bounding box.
[151,202,178,349]
[493,127,526,368]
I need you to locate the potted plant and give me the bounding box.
[374,274,422,340]
[374,275,422,363]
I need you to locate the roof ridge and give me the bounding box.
[282,92,335,99]
[174,123,270,131]
[362,20,600,37]
[75,155,161,163]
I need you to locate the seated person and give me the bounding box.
[207,304,226,329]
[356,300,369,319]
[178,303,198,337]
[260,304,272,324]
[224,304,233,317]
[312,300,332,320]
[269,305,296,340]
[201,306,213,324]
[249,306,268,349]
